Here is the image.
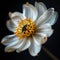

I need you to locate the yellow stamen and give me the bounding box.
[14,18,36,39]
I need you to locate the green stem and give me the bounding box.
[42,46,59,60]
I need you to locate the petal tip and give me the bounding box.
[16,50,20,53]
[35,1,38,3]
[1,40,3,44]
[9,12,12,17]
[4,47,15,53]
[30,53,38,56]
[1,39,5,45]
[25,2,30,6]
[41,36,48,44]
[51,8,54,11]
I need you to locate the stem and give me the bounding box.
[42,46,59,60]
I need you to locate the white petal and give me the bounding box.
[45,11,58,25]
[29,36,41,56]
[40,28,53,37]
[5,47,15,52]
[5,38,26,53]
[32,35,41,45]
[35,8,54,27]
[9,12,26,26]
[20,39,31,51]
[4,38,19,52]
[6,20,17,32]
[5,38,19,47]
[35,33,47,44]
[23,3,38,21]
[16,38,31,53]
[35,2,47,18]
[41,36,47,44]
[12,38,29,49]
[37,27,53,37]
[37,23,51,29]
[1,34,18,46]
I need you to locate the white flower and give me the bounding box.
[1,2,58,56]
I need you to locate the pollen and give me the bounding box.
[14,18,36,39]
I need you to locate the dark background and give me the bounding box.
[0,0,60,60]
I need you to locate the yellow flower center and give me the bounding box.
[14,18,36,39]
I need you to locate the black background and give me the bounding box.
[0,0,60,60]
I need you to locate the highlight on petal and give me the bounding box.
[35,2,47,18]
[45,11,58,25]
[23,3,38,21]
[37,24,53,37]
[35,33,47,44]
[4,38,19,52]
[29,36,41,56]
[10,39,25,49]
[9,12,26,26]
[35,8,54,27]
[16,38,31,53]
[1,34,17,46]
[6,20,17,32]
[40,28,53,37]
[37,23,51,30]
[32,35,41,45]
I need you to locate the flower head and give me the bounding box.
[1,2,58,56]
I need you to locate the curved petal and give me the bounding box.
[29,36,41,56]
[20,39,31,51]
[1,34,18,46]
[45,11,58,25]
[6,20,17,32]
[41,36,47,44]
[11,39,26,49]
[35,8,54,27]
[40,28,53,37]
[4,37,19,52]
[37,23,51,29]
[4,47,15,52]
[37,26,53,37]
[32,35,41,45]
[9,12,26,26]
[35,33,47,44]
[5,39,26,52]
[23,3,38,21]
[16,38,31,53]
[35,2,47,18]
